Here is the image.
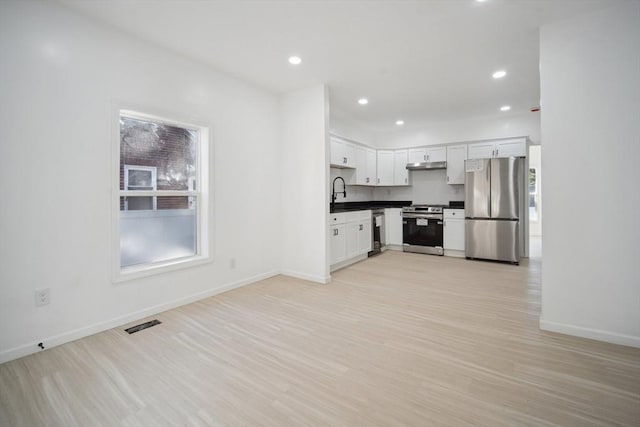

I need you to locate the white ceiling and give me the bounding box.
[59,0,621,131]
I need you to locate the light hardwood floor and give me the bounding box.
[1,252,639,426]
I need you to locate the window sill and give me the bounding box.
[113,255,212,284]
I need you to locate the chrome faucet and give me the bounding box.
[331,176,347,210]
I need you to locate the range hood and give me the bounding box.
[406,161,447,170]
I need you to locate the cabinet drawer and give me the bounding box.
[444,209,465,219]
[329,213,346,225]
[345,210,371,222]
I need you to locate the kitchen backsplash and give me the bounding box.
[330,167,463,205]
[330,168,374,202]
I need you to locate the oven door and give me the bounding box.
[402,213,444,255]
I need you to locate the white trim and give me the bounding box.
[281,269,332,284]
[0,270,280,365]
[539,319,640,348]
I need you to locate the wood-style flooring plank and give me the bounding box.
[0,251,639,426]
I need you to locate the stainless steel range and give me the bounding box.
[402,205,444,255]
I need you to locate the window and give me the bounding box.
[115,109,210,280]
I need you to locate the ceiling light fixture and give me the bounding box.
[492,70,507,79]
[395,120,404,126]
[288,56,302,65]
[476,0,488,3]
[500,105,511,112]
[358,98,369,105]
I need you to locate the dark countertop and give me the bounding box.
[330,200,411,213]
[330,200,464,213]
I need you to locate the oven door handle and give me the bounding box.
[402,213,443,220]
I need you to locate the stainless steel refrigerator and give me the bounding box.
[465,157,523,264]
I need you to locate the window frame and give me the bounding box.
[112,107,211,283]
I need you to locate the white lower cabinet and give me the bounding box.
[443,209,465,252]
[385,208,403,246]
[358,220,372,254]
[330,210,372,271]
[330,223,347,265]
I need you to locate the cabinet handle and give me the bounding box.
[359,224,363,231]
[427,154,430,161]
[423,154,426,161]
[496,148,499,157]
[366,177,369,183]
[405,177,407,184]
[343,157,347,164]
[492,149,495,157]
[377,178,380,183]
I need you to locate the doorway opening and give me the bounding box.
[528,145,542,258]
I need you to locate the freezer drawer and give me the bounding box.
[465,219,520,263]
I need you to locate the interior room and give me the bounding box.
[1,0,638,425]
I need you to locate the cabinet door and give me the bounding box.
[467,142,495,159]
[443,219,465,251]
[343,142,356,168]
[393,150,409,186]
[330,139,343,166]
[376,150,394,185]
[385,208,403,245]
[365,148,377,185]
[408,148,426,164]
[495,138,526,158]
[446,145,467,185]
[354,146,367,185]
[358,220,372,254]
[426,146,446,162]
[345,222,359,259]
[330,224,346,265]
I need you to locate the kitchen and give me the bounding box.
[1,0,638,425]
[328,134,530,272]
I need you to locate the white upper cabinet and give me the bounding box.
[446,144,467,185]
[351,145,376,185]
[365,148,377,186]
[393,150,409,186]
[408,148,426,164]
[468,138,526,159]
[495,138,527,158]
[377,150,394,186]
[407,146,446,163]
[467,141,495,159]
[426,146,446,162]
[330,137,356,168]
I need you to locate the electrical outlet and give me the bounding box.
[35,288,50,307]
[230,258,236,269]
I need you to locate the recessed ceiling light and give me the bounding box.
[476,0,488,2]
[288,56,302,65]
[500,105,511,111]
[395,120,404,126]
[358,98,369,105]
[492,70,507,79]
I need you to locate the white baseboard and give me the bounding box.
[280,269,331,284]
[444,249,465,258]
[540,319,640,348]
[0,270,280,365]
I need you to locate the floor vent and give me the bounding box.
[125,319,162,334]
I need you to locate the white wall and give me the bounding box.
[281,86,330,283]
[373,112,540,149]
[0,1,282,362]
[539,2,640,347]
